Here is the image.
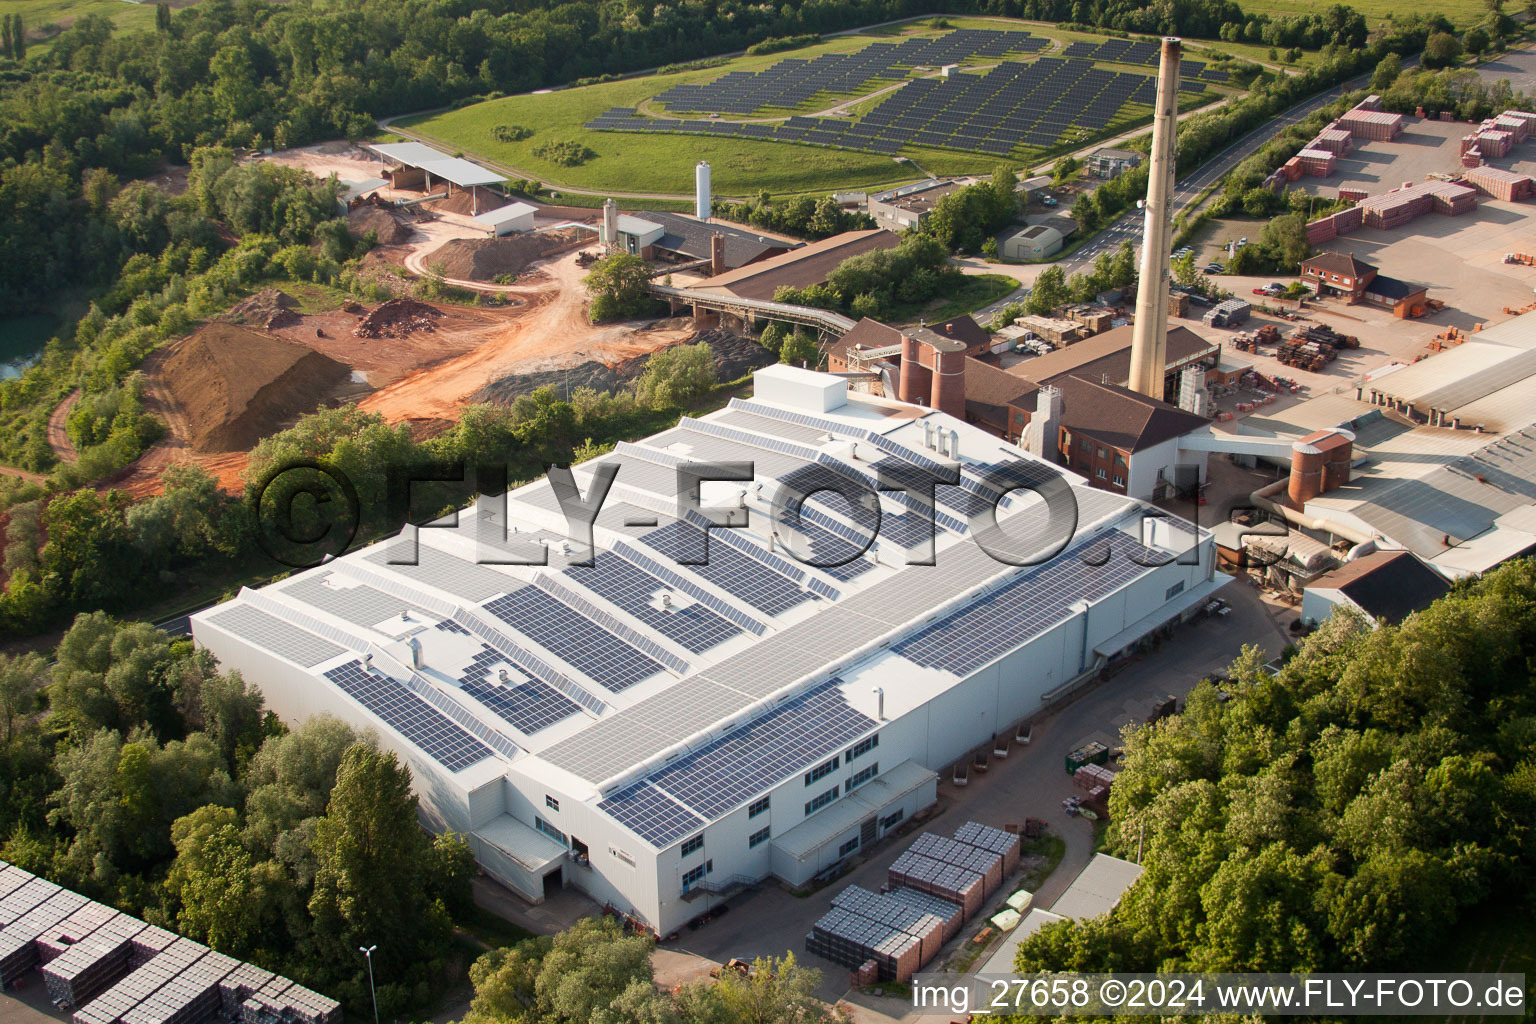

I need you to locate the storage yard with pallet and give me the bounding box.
[0,861,339,1024]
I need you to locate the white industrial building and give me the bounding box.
[473,201,538,236]
[192,366,1222,935]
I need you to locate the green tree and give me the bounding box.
[1371,52,1403,91]
[155,2,171,32]
[165,805,261,955]
[1463,27,1490,55]
[0,653,47,743]
[779,329,818,368]
[807,196,843,239]
[633,343,716,409]
[584,252,660,323]
[757,321,787,356]
[308,745,450,980]
[701,953,843,1024]
[10,14,23,60]
[1422,32,1462,67]
[1026,265,1069,315]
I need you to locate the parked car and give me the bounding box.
[1041,196,1058,207]
[1203,263,1224,274]
[1238,236,1249,246]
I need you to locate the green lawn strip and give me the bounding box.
[887,273,1020,325]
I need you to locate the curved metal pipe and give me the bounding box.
[1249,478,1379,546]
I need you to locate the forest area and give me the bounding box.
[0,613,481,1017]
[1016,561,1536,984]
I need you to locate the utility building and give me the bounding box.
[192,366,1221,935]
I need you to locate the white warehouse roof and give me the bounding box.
[369,142,505,188]
[473,202,539,228]
[192,370,1209,862]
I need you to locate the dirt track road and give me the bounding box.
[359,250,694,424]
[48,390,79,464]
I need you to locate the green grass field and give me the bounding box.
[8,0,170,52]
[407,19,1227,198]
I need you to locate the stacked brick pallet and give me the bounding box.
[36,902,120,965]
[1476,130,1514,159]
[1357,180,1477,229]
[883,886,965,942]
[806,907,922,983]
[1336,182,1370,202]
[1338,96,1403,141]
[240,977,338,1024]
[1464,166,1535,202]
[1073,764,1116,791]
[887,851,986,919]
[1310,127,1353,156]
[0,879,87,988]
[0,859,340,1024]
[909,835,1003,896]
[1295,148,1337,177]
[42,912,148,1009]
[953,822,1022,874]
[831,886,948,963]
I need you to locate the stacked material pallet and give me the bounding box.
[42,911,146,1009]
[1306,217,1337,245]
[73,937,202,1024]
[883,887,965,942]
[1295,148,1337,177]
[806,907,922,982]
[0,855,343,1024]
[1,885,86,987]
[831,887,947,963]
[1074,763,1116,791]
[1358,181,1476,229]
[1476,130,1514,158]
[1492,113,1530,142]
[909,834,1003,897]
[953,822,1022,874]
[1463,147,1483,169]
[1464,166,1535,202]
[1357,93,1384,111]
[1310,128,1353,155]
[127,927,178,970]
[852,960,878,987]
[1338,107,1403,141]
[120,949,238,1024]
[1281,158,1303,182]
[241,977,342,1024]
[888,851,985,919]
[218,963,276,1017]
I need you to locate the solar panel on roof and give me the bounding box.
[639,679,874,824]
[640,520,812,616]
[565,552,742,653]
[482,587,662,692]
[323,661,493,771]
[598,782,705,846]
[457,651,580,734]
[205,606,344,668]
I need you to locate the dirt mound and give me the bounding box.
[158,324,350,453]
[355,298,443,339]
[347,205,413,245]
[429,188,486,216]
[475,329,773,405]
[431,229,592,282]
[224,289,301,329]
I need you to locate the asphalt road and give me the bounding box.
[1058,59,1417,280]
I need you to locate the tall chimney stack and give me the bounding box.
[1127,37,1182,400]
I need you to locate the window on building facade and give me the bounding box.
[1096,468,1107,479]
[804,786,839,816]
[845,762,879,793]
[535,817,566,845]
[1166,581,1185,599]
[680,834,703,857]
[804,756,839,786]
[545,795,559,812]
[749,827,771,848]
[846,735,879,762]
[1113,475,1125,486]
[681,860,714,889]
[748,796,770,818]
[838,837,860,857]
